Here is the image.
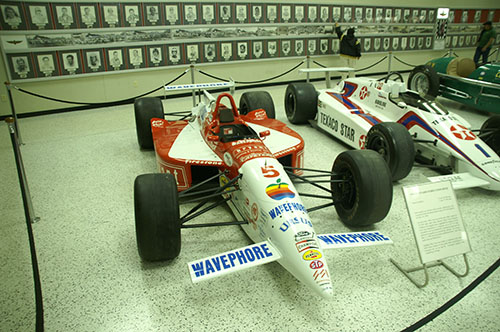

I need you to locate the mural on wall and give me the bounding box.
[0,2,498,81]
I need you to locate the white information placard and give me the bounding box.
[403,181,471,264]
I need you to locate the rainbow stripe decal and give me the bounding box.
[265,180,295,200]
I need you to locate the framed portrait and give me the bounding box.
[460,10,469,24]
[185,43,200,63]
[307,5,318,23]
[320,6,329,23]
[201,4,215,24]
[375,8,384,23]
[184,3,200,25]
[319,38,330,54]
[7,53,34,80]
[373,37,381,52]
[382,37,391,51]
[412,9,420,23]
[78,3,98,28]
[235,5,247,23]
[426,36,433,49]
[0,3,26,30]
[101,4,121,28]
[167,44,183,65]
[144,4,162,26]
[124,3,142,27]
[294,5,305,23]
[354,7,363,23]
[332,6,341,22]
[293,39,305,56]
[281,5,291,23]
[219,4,233,24]
[428,10,435,23]
[401,37,408,50]
[417,36,424,49]
[393,9,402,23]
[364,7,373,23]
[343,6,352,23]
[465,35,471,47]
[473,10,481,23]
[147,45,166,67]
[266,4,278,23]
[203,42,217,63]
[59,51,82,75]
[448,11,455,24]
[307,38,318,55]
[385,8,392,23]
[237,41,249,60]
[28,3,53,30]
[165,4,180,25]
[266,40,278,57]
[107,48,124,71]
[281,39,292,57]
[409,36,417,50]
[252,40,264,59]
[35,52,58,77]
[251,4,263,23]
[362,37,371,52]
[332,39,339,54]
[392,37,399,51]
[403,9,411,23]
[220,42,233,61]
[83,49,104,73]
[419,9,427,24]
[53,3,76,29]
[128,47,145,69]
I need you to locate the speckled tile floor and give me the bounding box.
[1,77,499,332]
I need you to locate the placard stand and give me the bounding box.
[391,181,471,288]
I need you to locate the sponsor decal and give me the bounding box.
[303,249,322,261]
[295,231,314,242]
[450,124,476,141]
[319,112,339,132]
[152,120,164,127]
[265,179,295,200]
[313,269,329,281]
[231,139,261,146]
[296,239,319,253]
[359,86,369,100]
[359,134,366,149]
[261,165,279,178]
[223,152,233,166]
[268,202,307,220]
[251,203,259,222]
[310,260,324,269]
[253,109,267,119]
[374,99,387,108]
[317,232,391,245]
[340,123,355,141]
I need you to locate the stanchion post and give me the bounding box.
[387,51,393,75]
[190,64,196,107]
[306,56,310,83]
[5,117,40,224]
[5,81,23,145]
[448,48,453,57]
[496,46,499,63]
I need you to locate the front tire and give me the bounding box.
[480,115,500,156]
[239,91,275,119]
[284,83,318,124]
[366,122,415,181]
[134,173,181,261]
[134,97,164,149]
[331,150,393,227]
[408,65,440,98]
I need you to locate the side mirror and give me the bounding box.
[259,130,270,138]
[207,135,219,142]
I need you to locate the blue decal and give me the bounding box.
[475,144,491,158]
[317,232,390,246]
[268,202,307,219]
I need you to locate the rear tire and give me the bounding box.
[134,97,164,149]
[480,115,500,156]
[366,122,415,181]
[331,150,393,227]
[134,173,181,261]
[284,83,318,124]
[239,91,275,119]
[408,65,440,98]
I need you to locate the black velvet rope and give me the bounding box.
[393,56,418,68]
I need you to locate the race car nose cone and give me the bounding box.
[319,286,334,299]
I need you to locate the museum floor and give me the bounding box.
[1,77,499,331]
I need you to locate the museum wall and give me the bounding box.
[0,0,498,117]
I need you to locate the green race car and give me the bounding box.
[408,57,500,114]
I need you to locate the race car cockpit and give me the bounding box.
[390,90,449,116]
[217,106,259,143]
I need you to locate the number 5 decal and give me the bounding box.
[261,165,279,178]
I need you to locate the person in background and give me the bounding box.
[335,22,361,78]
[474,21,496,66]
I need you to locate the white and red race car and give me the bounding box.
[284,73,500,190]
[133,84,393,299]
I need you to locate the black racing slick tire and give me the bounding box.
[331,150,393,227]
[284,83,318,124]
[134,173,181,261]
[366,122,415,181]
[134,97,164,149]
[408,65,440,98]
[239,91,276,119]
[480,115,500,156]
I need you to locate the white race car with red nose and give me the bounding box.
[284,73,500,190]
[133,84,394,299]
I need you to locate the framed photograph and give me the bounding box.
[35,52,58,77]
[186,43,200,63]
[307,5,318,23]
[383,37,391,51]
[281,5,291,23]
[266,4,277,23]
[165,4,180,25]
[236,5,247,23]
[7,53,34,80]
[426,36,433,49]
[60,51,82,75]
[281,39,292,57]
[403,9,411,23]
[202,4,215,24]
[401,37,408,50]
[237,41,249,60]
[167,44,183,65]
[385,8,392,23]
[412,9,419,23]
[307,38,318,55]
[373,37,381,52]
[0,3,26,30]
[28,4,52,30]
[83,49,104,73]
[320,6,329,23]
[448,11,455,24]
[266,40,278,58]
[332,39,339,54]
[460,10,469,24]
[203,42,217,62]
[332,6,341,22]
[219,4,233,24]
[124,4,142,27]
[417,36,424,49]
[428,10,435,23]
[409,36,416,50]
[392,37,399,51]
[184,3,199,25]
[107,48,124,71]
[293,39,304,56]
[145,4,161,26]
[354,7,363,23]
[294,5,305,23]
[393,9,402,23]
[252,40,264,59]
[128,47,145,69]
[419,10,427,24]
[147,45,165,67]
[375,8,383,23]
[220,42,233,61]
[473,10,481,23]
[319,38,329,54]
[53,3,76,29]
[343,6,352,23]
[101,4,121,28]
[78,3,98,28]
[251,4,263,23]
[362,37,371,53]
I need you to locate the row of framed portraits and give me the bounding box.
[2,2,497,31]
[5,34,439,81]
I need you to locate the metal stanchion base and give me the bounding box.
[390,254,470,288]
